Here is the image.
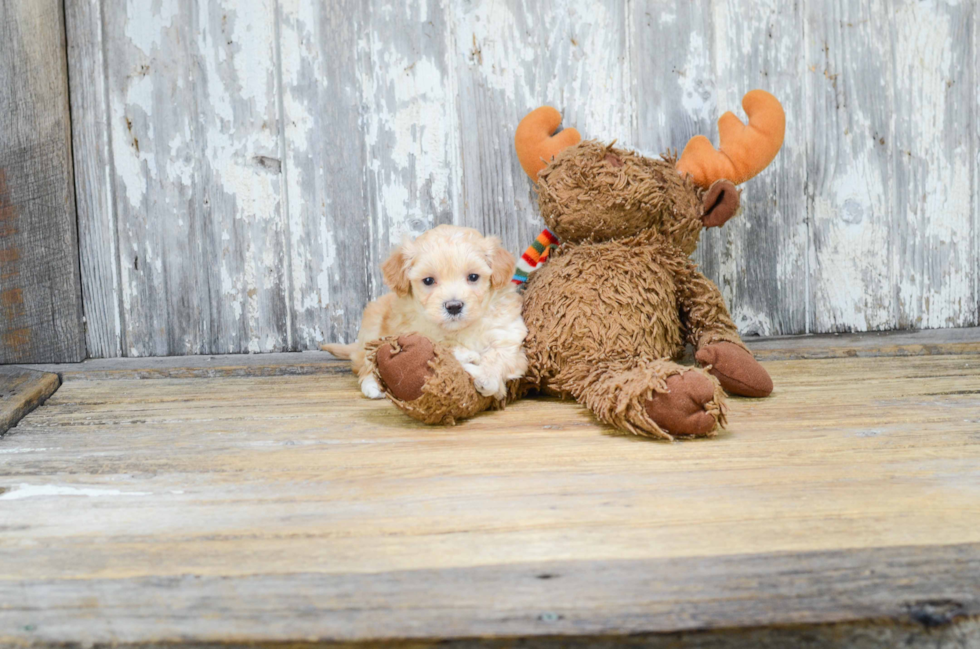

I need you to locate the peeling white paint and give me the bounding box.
[73,0,979,357]
[359,35,457,246]
[124,0,178,52]
[811,154,893,331]
[891,1,973,328]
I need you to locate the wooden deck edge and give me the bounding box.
[9,326,980,381]
[2,545,979,648]
[1,619,977,649]
[2,542,978,648]
[0,367,60,435]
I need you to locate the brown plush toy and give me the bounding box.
[370,90,785,439]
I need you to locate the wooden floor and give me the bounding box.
[2,346,980,647]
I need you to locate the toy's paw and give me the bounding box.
[644,371,719,437]
[375,334,436,402]
[360,376,386,400]
[696,342,773,398]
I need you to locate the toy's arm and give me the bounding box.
[675,262,747,352]
[674,260,773,398]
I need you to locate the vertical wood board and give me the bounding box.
[0,0,85,364]
[99,0,289,356]
[280,0,461,347]
[805,0,976,332]
[65,0,123,359]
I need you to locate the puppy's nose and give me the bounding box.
[444,300,464,316]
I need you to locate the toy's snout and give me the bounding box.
[701,179,740,228]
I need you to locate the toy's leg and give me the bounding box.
[677,265,773,398]
[365,334,497,425]
[556,358,727,440]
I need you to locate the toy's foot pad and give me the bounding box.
[696,342,773,398]
[644,371,718,437]
[375,334,435,402]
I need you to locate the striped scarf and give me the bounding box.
[512,228,559,285]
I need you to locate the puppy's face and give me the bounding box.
[382,225,515,331]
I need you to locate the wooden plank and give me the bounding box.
[888,1,975,329]
[5,354,980,574]
[278,0,370,348]
[1,545,978,647]
[709,0,807,336]
[629,1,714,155]
[806,0,977,333]
[64,0,123,359]
[101,0,290,356]
[0,367,59,435]
[975,2,980,332]
[452,0,633,255]
[0,0,85,363]
[356,0,461,292]
[805,0,897,332]
[1,353,979,645]
[279,0,461,349]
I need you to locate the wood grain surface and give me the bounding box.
[60,0,980,359]
[0,0,85,364]
[3,545,978,647]
[64,0,123,359]
[0,367,59,435]
[1,353,978,645]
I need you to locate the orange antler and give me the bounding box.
[515,107,581,180]
[676,90,785,188]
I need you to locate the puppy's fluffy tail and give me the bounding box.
[320,342,356,360]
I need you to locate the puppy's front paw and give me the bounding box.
[360,376,386,400]
[453,348,480,365]
[462,363,503,399]
[475,376,503,399]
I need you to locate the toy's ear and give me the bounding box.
[515,106,581,180]
[702,179,740,228]
[381,243,413,297]
[677,89,785,188]
[486,237,516,288]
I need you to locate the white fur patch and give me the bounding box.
[360,376,385,400]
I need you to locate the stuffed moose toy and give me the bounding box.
[368,90,785,439]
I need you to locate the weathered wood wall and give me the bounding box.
[0,0,85,363]
[63,0,978,358]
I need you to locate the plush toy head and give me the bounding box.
[515,90,785,254]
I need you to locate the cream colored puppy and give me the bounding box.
[322,225,527,402]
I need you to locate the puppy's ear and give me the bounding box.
[486,237,516,288]
[382,245,412,297]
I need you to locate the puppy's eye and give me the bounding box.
[422,277,435,286]
[467,274,480,283]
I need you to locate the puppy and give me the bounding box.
[322,225,527,402]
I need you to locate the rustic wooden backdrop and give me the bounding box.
[59,0,978,358]
[0,0,85,363]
